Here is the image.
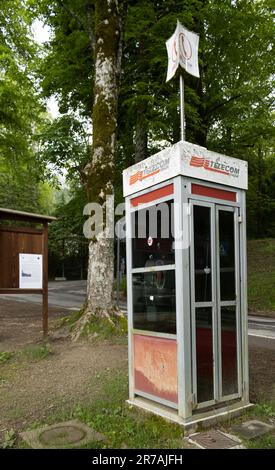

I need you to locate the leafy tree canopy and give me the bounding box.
[30,0,274,236]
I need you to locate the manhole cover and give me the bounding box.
[39,425,86,446]
[189,430,240,449]
[20,420,106,449]
[232,420,274,439]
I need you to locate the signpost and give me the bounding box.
[166,20,200,141]
[0,208,56,337]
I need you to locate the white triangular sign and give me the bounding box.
[166,20,200,81]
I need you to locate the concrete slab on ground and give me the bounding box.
[232,420,274,440]
[20,419,106,449]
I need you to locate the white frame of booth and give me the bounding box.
[124,142,251,427]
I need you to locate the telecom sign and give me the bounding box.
[123,141,248,197]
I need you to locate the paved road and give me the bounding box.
[1,280,275,340]
[0,280,87,310]
[248,315,275,340]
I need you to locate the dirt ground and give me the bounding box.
[0,299,127,434]
[0,299,70,352]
[249,341,275,403]
[0,299,274,438]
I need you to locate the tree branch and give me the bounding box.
[59,1,84,29]
[206,93,244,116]
[85,2,95,53]
[116,1,128,81]
[59,0,95,53]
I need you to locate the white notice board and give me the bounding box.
[19,254,43,289]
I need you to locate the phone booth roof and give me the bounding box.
[123,141,248,197]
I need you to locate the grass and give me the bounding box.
[18,370,186,449]
[248,271,275,314]
[2,365,273,449]
[248,238,275,316]
[220,400,275,449]
[58,304,128,342]
[246,434,275,449]
[0,351,13,364]
[83,315,128,340]
[1,430,17,449]
[71,372,184,449]
[17,370,275,449]
[253,402,275,419]
[20,344,52,361]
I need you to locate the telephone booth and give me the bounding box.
[123,141,250,428]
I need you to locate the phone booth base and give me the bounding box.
[123,141,250,428]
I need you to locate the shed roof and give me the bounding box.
[0,207,57,223]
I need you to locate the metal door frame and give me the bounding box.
[126,179,178,410]
[215,204,242,403]
[190,200,218,409]
[189,199,242,409]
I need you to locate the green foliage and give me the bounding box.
[30,0,94,117]
[58,307,84,328]
[221,401,275,449]
[254,402,275,419]
[37,114,90,180]
[0,156,54,213]
[21,344,52,361]
[1,429,17,449]
[32,0,274,238]
[72,371,184,449]
[0,351,13,364]
[246,434,275,450]
[60,304,127,339]
[247,239,275,315]
[0,0,43,159]
[48,185,88,279]
[80,313,128,340]
[0,0,55,214]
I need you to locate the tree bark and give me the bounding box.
[74,0,123,338]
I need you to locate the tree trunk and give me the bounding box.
[73,0,123,338]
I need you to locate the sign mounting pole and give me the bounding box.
[179,73,185,141]
[166,20,200,142]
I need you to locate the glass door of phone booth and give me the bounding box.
[190,201,242,410]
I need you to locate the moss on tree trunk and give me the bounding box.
[73,0,125,339]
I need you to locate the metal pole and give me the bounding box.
[116,235,120,307]
[179,74,185,141]
[42,222,48,337]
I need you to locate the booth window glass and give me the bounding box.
[132,270,176,334]
[195,307,214,403]
[131,200,175,269]
[131,198,176,334]
[219,210,236,301]
[194,205,212,302]
[221,306,238,395]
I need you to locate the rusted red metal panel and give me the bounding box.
[191,183,236,202]
[133,334,178,403]
[130,184,174,207]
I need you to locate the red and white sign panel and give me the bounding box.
[123,141,248,197]
[166,20,200,81]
